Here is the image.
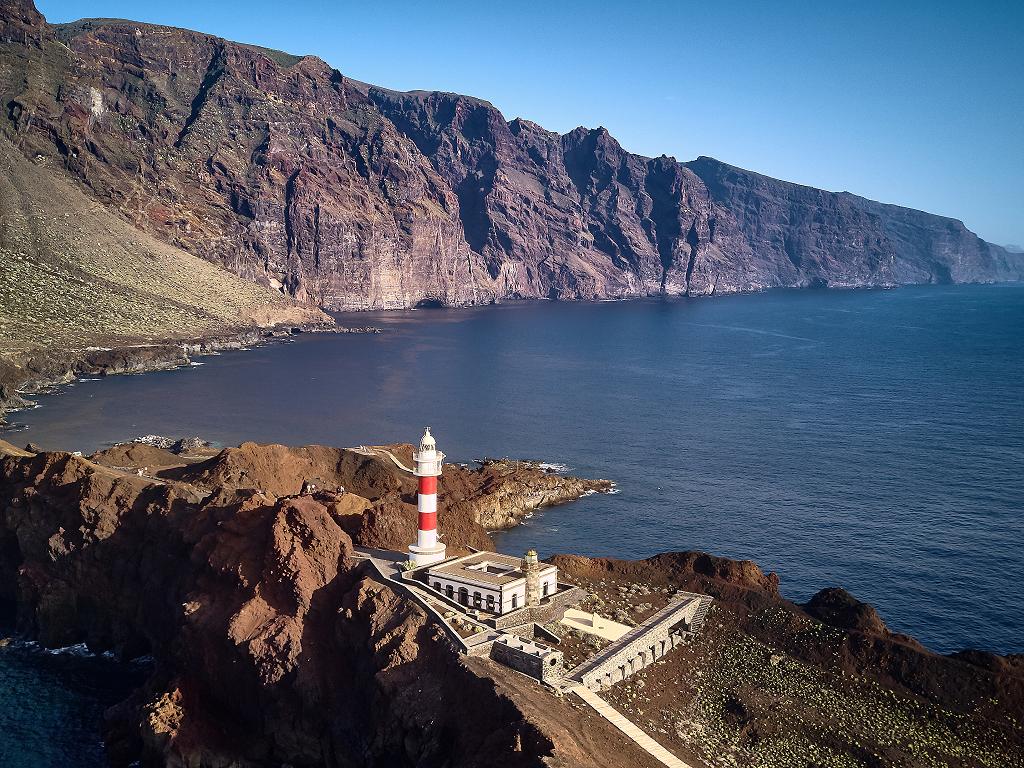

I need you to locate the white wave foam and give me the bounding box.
[131,435,175,448]
[45,642,93,657]
[537,462,570,473]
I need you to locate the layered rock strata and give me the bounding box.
[1,0,1019,318]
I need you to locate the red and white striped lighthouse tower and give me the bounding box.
[408,427,448,567]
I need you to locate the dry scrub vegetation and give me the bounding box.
[0,139,310,359]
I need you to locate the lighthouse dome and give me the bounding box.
[413,427,443,476]
[419,427,436,452]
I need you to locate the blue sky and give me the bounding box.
[37,1,1024,246]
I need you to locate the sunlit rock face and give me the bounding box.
[1,1,1020,313]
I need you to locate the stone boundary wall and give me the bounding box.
[569,593,711,692]
[490,635,564,684]
[488,584,584,629]
[366,559,472,652]
[533,623,562,644]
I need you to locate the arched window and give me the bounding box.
[511,594,518,610]
[542,581,549,597]
[473,592,482,608]
[458,587,468,606]
[434,582,442,591]
[446,585,454,599]
[486,595,495,611]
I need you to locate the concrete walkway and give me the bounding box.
[570,685,695,768]
[560,608,631,641]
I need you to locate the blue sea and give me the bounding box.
[3,284,1023,765]
[0,642,146,767]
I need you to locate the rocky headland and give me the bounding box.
[0,437,1020,768]
[0,101,347,428]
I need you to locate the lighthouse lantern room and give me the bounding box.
[408,427,448,567]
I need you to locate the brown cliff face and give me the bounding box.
[0,88,334,426]
[0,1,1019,315]
[0,441,647,768]
[0,0,42,40]
[2,7,493,311]
[685,157,1022,287]
[3,439,1023,767]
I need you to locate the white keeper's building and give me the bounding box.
[426,550,558,615]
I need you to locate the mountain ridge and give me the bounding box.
[1,0,1020,312]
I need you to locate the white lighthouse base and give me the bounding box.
[408,542,447,567]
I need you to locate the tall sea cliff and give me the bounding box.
[1,0,1020,313]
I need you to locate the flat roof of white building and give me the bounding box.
[428,551,557,588]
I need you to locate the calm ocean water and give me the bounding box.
[6,285,1024,664]
[0,642,145,767]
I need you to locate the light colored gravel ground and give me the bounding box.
[0,138,320,359]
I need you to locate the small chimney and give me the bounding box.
[523,549,540,607]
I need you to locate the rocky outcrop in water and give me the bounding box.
[1,0,1019,315]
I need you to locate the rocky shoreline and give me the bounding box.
[0,437,1020,767]
[0,322,382,430]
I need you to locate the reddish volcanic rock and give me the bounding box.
[91,443,190,471]
[168,442,407,498]
[552,550,781,600]
[553,551,1024,728]
[0,0,43,40]
[803,586,892,637]
[158,441,611,553]
[0,442,654,767]
[2,440,1023,766]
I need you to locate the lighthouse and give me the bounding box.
[408,427,448,567]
